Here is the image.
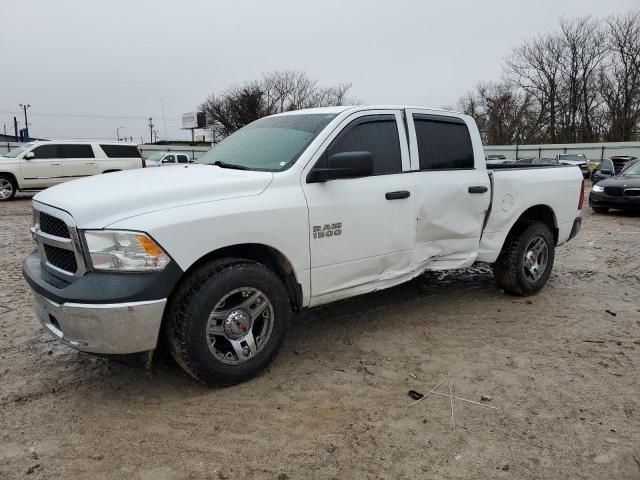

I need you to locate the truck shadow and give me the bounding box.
[51,266,504,397]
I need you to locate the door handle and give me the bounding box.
[385,190,411,200]
[50,162,61,166]
[468,186,488,194]
[85,162,95,165]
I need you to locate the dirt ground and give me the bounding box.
[1,188,639,479]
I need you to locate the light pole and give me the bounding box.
[116,126,124,142]
[19,103,31,140]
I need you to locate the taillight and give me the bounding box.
[138,148,146,168]
[578,179,585,210]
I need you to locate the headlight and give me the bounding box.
[84,230,170,271]
[592,184,604,193]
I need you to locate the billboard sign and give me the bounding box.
[182,111,206,129]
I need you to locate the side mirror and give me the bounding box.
[307,151,373,183]
[600,169,612,175]
[24,151,35,160]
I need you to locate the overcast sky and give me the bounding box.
[1,0,637,142]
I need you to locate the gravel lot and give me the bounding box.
[1,189,639,479]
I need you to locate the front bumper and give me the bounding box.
[23,249,183,354]
[33,291,166,354]
[589,192,640,211]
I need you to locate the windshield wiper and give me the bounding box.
[212,160,250,170]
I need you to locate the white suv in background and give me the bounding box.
[0,141,145,200]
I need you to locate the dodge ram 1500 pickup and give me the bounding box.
[23,106,584,385]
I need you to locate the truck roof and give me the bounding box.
[273,105,464,116]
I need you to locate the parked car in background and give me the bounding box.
[515,157,559,165]
[556,154,589,178]
[486,154,506,161]
[589,159,640,213]
[0,141,144,201]
[23,105,584,385]
[145,151,192,167]
[590,156,637,183]
[609,155,637,174]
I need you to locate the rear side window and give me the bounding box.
[414,115,474,170]
[32,145,59,159]
[177,154,189,164]
[326,115,402,175]
[58,144,94,158]
[100,144,141,158]
[600,159,614,172]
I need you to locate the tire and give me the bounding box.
[591,206,608,214]
[0,174,17,201]
[166,259,291,386]
[493,221,555,296]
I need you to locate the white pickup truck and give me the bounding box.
[23,106,584,385]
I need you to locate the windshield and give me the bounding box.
[3,144,33,158]
[558,154,586,161]
[146,152,167,162]
[620,161,640,176]
[196,113,337,171]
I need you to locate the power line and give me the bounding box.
[0,109,181,122]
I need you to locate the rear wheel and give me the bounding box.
[591,206,608,214]
[166,260,291,386]
[0,175,16,201]
[493,221,555,296]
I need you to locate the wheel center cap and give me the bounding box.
[224,310,252,339]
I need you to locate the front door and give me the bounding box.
[302,110,415,301]
[20,144,63,189]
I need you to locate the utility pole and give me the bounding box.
[148,117,154,144]
[116,126,124,142]
[13,116,18,141]
[19,103,31,140]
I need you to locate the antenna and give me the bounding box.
[161,98,168,141]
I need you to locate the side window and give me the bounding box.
[58,144,94,159]
[164,154,176,163]
[600,159,613,172]
[32,145,59,159]
[325,115,402,175]
[99,145,142,158]
[177,155,189,164]
[414,115,474,170]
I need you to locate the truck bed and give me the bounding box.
[476,164,583,263]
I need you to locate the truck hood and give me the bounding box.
[34,164,273,228]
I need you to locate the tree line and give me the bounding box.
[459,11,640,145]
[201,71,356,142]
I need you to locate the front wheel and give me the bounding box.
[0,175,17,201]
[493,221,555,296]
[166,260,291,386]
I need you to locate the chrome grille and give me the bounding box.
[603,186,624,197]
[32,203,86,280]
[39,212,70,238]
[43,244,78,272]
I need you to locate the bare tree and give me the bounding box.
[202,71,358,141]
[599,11,640,141]
[472,11,639,145]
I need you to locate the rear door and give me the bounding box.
[302,110,416,300]
[59,144,96,179]
[177,154,190,164]
[19,144,63,188]
[405,110,490,269]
